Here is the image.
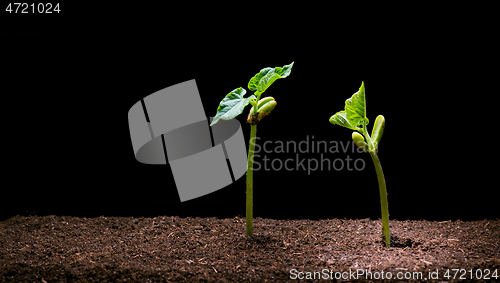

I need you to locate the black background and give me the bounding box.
[1,4,496,221]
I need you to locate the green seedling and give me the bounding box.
[211,62,294,236]
[329,82,390,247]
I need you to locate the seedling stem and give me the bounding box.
[369,150,390,247]
[246,124,257,236]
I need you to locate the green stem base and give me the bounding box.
[369,150,390,247]
[246,124,257,237]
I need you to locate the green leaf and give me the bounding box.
[247,62,294,93]
[248,68,273,92]
[329,82,369,131]
[329,110,363,131]
[210,88,256,126]
[345,81,367,126]
[274,63,294,78]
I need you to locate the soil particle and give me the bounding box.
[1,215,498,282]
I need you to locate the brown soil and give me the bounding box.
[1,215,498,282]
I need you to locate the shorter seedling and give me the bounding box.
[329,82,390,247]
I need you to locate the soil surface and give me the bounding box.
[1,215,498,282]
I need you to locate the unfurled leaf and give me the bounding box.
[274,63,293,78]
[329,110,363,131]
[248,62,294,94]
[248,68,273,92]
[329,82,368,131]
[210,88,256,126]
[345,81,367,126]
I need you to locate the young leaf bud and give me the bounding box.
[247,97,277,124]
[352,132,369,152]
[371,115,385,149]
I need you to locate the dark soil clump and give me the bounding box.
[1,216,498,282]
[387,235,416,248]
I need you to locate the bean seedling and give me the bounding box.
[329,82,390,247]
[211,62,294,236]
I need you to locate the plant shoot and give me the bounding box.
[211,62,294,236]
[329,82,390,247]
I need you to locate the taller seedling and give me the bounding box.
[329,82,390,247]
[211,62,294,237]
